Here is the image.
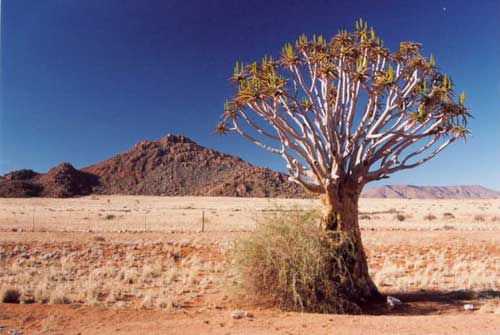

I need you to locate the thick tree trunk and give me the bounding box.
[322,182,382,304]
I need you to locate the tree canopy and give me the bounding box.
[217,19,470,194]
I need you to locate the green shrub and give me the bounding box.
[231,210,360,314]
[2,288,21,304]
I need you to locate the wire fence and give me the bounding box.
[2,198,495,234]
[0,206,307,233]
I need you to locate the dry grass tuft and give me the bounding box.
[474,215,485,222]
[424,213,437,221]
[1,288,21,303]
[443,212,455,219]
[231,210,360,314]
[94,236,106,242]
[49,287,72,304]
[394,214,406,222]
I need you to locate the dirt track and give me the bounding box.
[2,303,499,335]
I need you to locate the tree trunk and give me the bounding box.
[322,182,382,304]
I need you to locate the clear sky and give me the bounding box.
[1,0,499,189]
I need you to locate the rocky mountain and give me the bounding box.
[0,134,307,198]
[362,185,500,199]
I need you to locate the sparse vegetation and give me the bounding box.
[372,244,500,292]
[104,214,116,220]
[0,238,224,310]
[1,196,500,320]
[232,210,360,313]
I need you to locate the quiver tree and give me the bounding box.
[217,20,470,303]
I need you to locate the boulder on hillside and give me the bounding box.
[4,169,39,181]
[0,180,43,197]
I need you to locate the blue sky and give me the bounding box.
[1,0,499,189]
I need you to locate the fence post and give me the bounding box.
[32,207,36,232]
[201,210,205,232]
[254,210,258,230]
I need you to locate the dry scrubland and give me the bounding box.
[1,196,500,334]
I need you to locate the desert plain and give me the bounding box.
[1,195,500,334]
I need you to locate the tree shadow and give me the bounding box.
[364,290,500,316]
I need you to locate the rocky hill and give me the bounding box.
[82,134,306,198]
[362,185,500,199]
[0,134,307,198]
[0,163,98,198]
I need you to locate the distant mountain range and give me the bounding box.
[1,134,498,199]
[362,185,500,199]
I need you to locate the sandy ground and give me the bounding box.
[1,196,500,334]
[2,303,499,335]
